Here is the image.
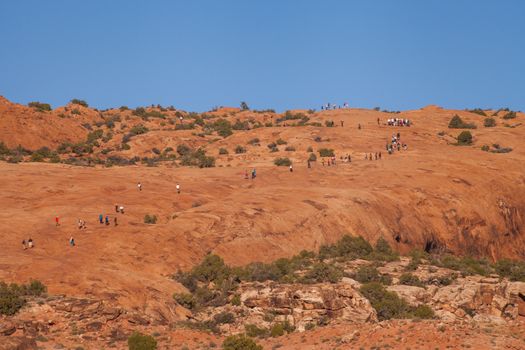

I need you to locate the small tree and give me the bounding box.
[318,148,334,157]
[70,99,88,107]
[128,331,157,350]
[457,131,473,145]
[235,145,246,154]
[274,157,292,166]
[483,118,496,127]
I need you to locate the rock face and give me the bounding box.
[198,282,377,333]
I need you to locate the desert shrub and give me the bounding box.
[87,129,104,143]
[308,153,317,162]
[232,119,250,130]
[175,123,195,130]
[230,294,241,306]
[325,120,335,127]
[219,148,228,155]
[493,259,525,281]
[6,155,22,163]
[70,99,88,107]
[490,145,513,153]
[180,148,216,168]
[264,122,273,127]
[276,138,287,145]
[412,305,435,319]
[360,282,409,320]
[71,108,81,115]
[235,145,246,154]
[119,106,129,111]
[247,138,260,145]
[0,280,47,316]
[483,118,496,127]
[213,311,235,324]
[144,214,157,224]
[301,262,343,283]
[399,273,425,287]
[177,144,192,156]
[319,235,373,260]
[318,148,334,157]
[213,119,233,137]
[314,136,322,142]
[448,115,476,129]
[367,237,399,262]
[284,146,295,152]
[28,101,51,112]
[244,324,269,338]
[173,293,195,309]
[30,153,45,162]
[129,124,149,136]
[433,255,493,277]
[223,334,262,350]
[306,146,313,152]
[274,157,291,166]
[468,108,486,116]
[457,131,473,145]
[0,142,11,155]
[121,143,131,150]
[127,331,157,350]
[151,148,161,155]
[481,145,489,152]
[276,111,309,124]
[502,111,517,120]
[267,142,278,152]
[354,266,391,285]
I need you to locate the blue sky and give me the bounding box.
[1,0,524,112]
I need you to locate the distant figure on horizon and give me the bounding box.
[99,214,103,224]
[251,168,256,179]
[340,120,344,127]
[28,238,33,249]
[289,164,293,172]
[105,215,110,225]
[137,182,142,191]
[69,236,75,247]
[55,216,60,227]
[176,183,181,194]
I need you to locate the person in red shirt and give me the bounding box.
[55,216,60,226]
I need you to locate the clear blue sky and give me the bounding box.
[1,0,524,112]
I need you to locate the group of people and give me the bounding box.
[387,118,411,127]
[22,238,34,250]
[244,168,257,179]
[365,152,382,160]
[321,156,338,166]
[321,102,350,110]
[387,132,408,154]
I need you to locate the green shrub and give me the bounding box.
[219,148,228,155]
[121,143,131,151]
[325,120,335,127]
[302,262,343,283]
[308,153,317,162]
[28,101,52,112]
[144,214,157,224]
[483,118,496,127]
[319,235,373,260]
[0,280,47,316]
[493,259,525,281]
[412,305,435,319]
[274,157,291,166]
[360,282,411,320]
[399,273,425,287]
[306,146,313,152]
[173,293,196,310]
[284,146,295,151]
[367,237,399,262]
[276,138,287,145]
[230,294,241,306]
[235,145,246,154]
[71,108,81,115]
[30,153,45,162]
[457,131,473,145]
[318,148,334,157]
[213,119,233,137]
[129,124,149,136]
[448,115,476,129]
[244,324,269,338]
[354,266,391,285]
[481,145,489,152]
[223,334,262,350]
[468,108,486,116]
[70,99,88,107]
[502,111,516,120]
[127,331,157,350]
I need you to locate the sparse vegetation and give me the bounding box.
[235,145,246,154]
[0,280,47,316]
[448,115,476,129]
[223,334,262,350]
[219,148,228,155]
[483,118,496,127]
[456,131,473,145]
[127,331,157,350]
[70,99,88,107]
[318,148,334,157]
[144,214,157,224]
[502,111,517,120]
[28,101,52,112]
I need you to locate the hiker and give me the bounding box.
[137,182,142,191]
[115,204,119,213]
[327,159,331,166]
[379,152,382,159]
[377,118,380,125]
[375,153,378,160]
[78,219,82,229]
[69,236,75,247]
[99,214,103,224]
[348,155,352,162]
[105,215,110,225]
[176,183,181,194]
[289,164,293,172]
[244,170,248,179]
[114,217,118,226]
[307,160,311,168]
[119,206,124,214]
[365,154,368,160]
[55,216,60,227]
[22,239,27,250]
[358,123,361,130]
[340,120,344,127]
[322,159,325,166]
[28,238,33,249]
[251,168,256,179]
[369,153,372,160]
